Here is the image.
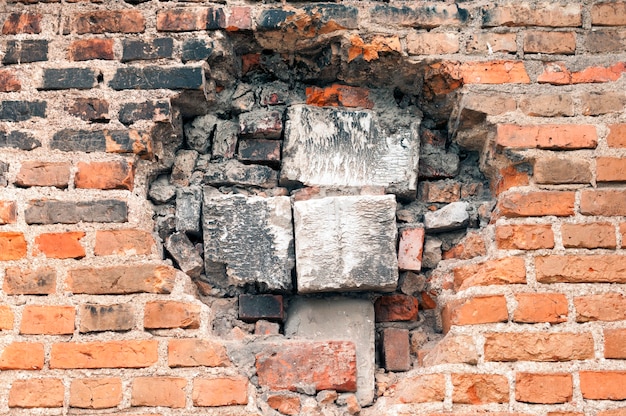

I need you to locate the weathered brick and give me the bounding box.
[585,30,626,54]
[493,164,531,195]
[50,340,158,368]
[519,94,575,117]
[305,84,374,109]
[575,294,626,322]
[516,373,572,404]
[497,191,575,217]
[79,304,134,332]
[67,264,176,294]
[597,157,626,182]
[419,181,461,203]
[109,66,205,90]
[238,294,284,322]
[35,232,85,259]
[581,189,626,216]
[20,305,75,335]
[513,293,568,324]
[533,157,591,184]
[382,328,410,372]
[582,92,626,116]
[455,60,530,84]
[0,342,44,370]
[392,374,445,404]
[94,229,153,256]
[375,294,419,322]
[537,255,626,284]
[156,8,226,31]
[562,223,615,249]
[605,328,626,359]
[3,40,48,65]
[239,109,283,139]
[454,257,526,291]
[523,31,575,54]
[607,124,626,148]
[75,161,134,190]
[407,32,459,55]
[182,39,214,62]
[0,201,17,225]
[168,339,230,367]
[25,199,127,224]
[69,38,114,61]
[0,305,13,330]
[176,186,202,235]
[466,32,517,54]
[370,4,469,28]
[442,232,487,260]
[67,98,109,122]
[421,334,478,366]
[452,374,509,404]
[538,61,626,85]
[227,6,252,31]
[580,371,626,400]
[192,376,248,407]
[592,2,626,26]
[118,101,170,125]
[2,12,42,34]
[348,34,402,62]
[267,393,300,415]
[0,232,27,260]
[496,124,597,149]
[484,332,594,362]
[74,10,145,34]
[237,139,281,163]
[70,378,122,409]
[131,377,186,408]
[442,295,508,333]
[51,129,151,157]
[0,101,46,121]
[482,3,581,27]
[122,38,174,62]
[144,301,200,329]
[41,68,97,90]
[3,267,55,295]
[397,227,424,271]
[496,224,554,250]
[256,341,357,392]
[0,130,40,150]
[0,70,21,92]
[8,379,64,408]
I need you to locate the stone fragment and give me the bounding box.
[267,393,300,415]
[293,195,398,293]
[148,175,176,203]
[184,113,217,154]
[171,150,198,187]
[175,187,202,235]
[239,109,283,139]
[282,105,420,196]
[165,232,203,278]
[238,294,283,322]
[231,83,256,113]
[198,158,278,188]
[284,297,373,404]
[424,201,469,232]
[212,120,238,158]
[422,237,443,269]
[203,192,294,291]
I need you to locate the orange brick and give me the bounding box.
[192,376,249,406]
[458,60,530,84]
[94,229,154,256]
[74,10,145,34]
[467,32,517,54]
[581,189,626,216]
[419,181,461,203]
[607,124,626,148]
[592,2,626,26]
[67,264,176,294]
[3,267,56,295]
[34,232,85,259]
[306,84,374,109]
[0,201,17,224]
[442,295,508,333]
[0,69,21,92]
[0,305,14,330]
[8,379,64,408]
[575,293,626,322]
[132,377,186,408]
[484,332,594,362]
[580,371,626,400]
[0,342,44,370]
[598,409,626,416]
[605,328,626,359]
[20,305,75,335]
[393,374,445,404]
[156,8,223,32]
[497,191,575,217]
[452,374,508,404]
[69,38,115,61]
[536,255,626,284]
[168,338,230,367]
[597,157,626,182]
[2,12,42,35]
[515,373,572,404]
[375,294,419,322]
[538,62,626,85]
[50,340,158,369]
[75,161,135,190]
[523,31,575,54]
[496,224,554,250]
[0,232,27,261]
[561,223,615,249]
[267,393,301,415]
[15,161,71,188]
[454,257,526,291]
[513,293,568,324]
[144,301,200,329]
[496,124,597,149]
[493,164,530,195]
[442,231,487,260]
[421,334,478,366]
[70,378,122,409]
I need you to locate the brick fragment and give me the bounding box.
[41,68,97,90]
[516,373,572,404]
[122,38,174,62]
[513,293,568,324]
[25,199,127,224]
[393,374,445,404]
[109,66,205,90]
[375,294,419,322]
[3,267,55,295]
[523,31,576,54]
[605,329,626,359]
[67,98,109,122]
[397,227,424,271]
[537,255,626,284]
[79,304,134,332]
[0,70,21,92]
[581,189,626,216]
[442,232,487,260]
[74,10,145,34]
[0,101,46,121]
[0,232,27,260]
[168,339,230,367]
[534,157,591,184]
[75,161,134,190]
[452,374,509,404]
[496,224,554,250]
[3,40,48,65]
[580,371,626,400]
[94,229,153,256]
[20,305,75,335]
[267,393,300,415]
[407,32,459,55]
[562,223,615,249]
[9,379,64,408]
[239,110,283,139]
[2,12,42,34]
[238,294,284,322]
[575,294,626,322]
[497,191,575,217]
[484,332,594,362]
[131,377,186,408]
[496,124,597,149]
[0,305,13,330]
[192,377,248,406]
[382,328,410,372]
[238,139,281,163]
[69,38,114,61]
[0,342,44,370]
[67,264,176,294]
[50,340,158,369]
[0,201,17,225]
[419,181,461,203]
[454,257,526,291]
[442,295,508,333]
[70,378,122,409]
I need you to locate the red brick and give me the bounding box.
[0,70,21,92]
[407,32,459,55]
[496,191,575,217]
[515,373,572,404]
[397,227,425,271]
[0,342,44,370]
[8,379,64,408]
[227,6,252,31]
[482,3,581,27]
[581,189,626,216]
[484,332,594,362]
[0,305,14,330]
[168,338,230,367]
[452,374,509,404]
[3,267,56,295]
[131,377,186,408]
[537,255,626,284]
[572,62,626,84]
[575,293,626,322]
[419,181,461,203]
[69,38,115,61]
[496,224,554,250]
[2,12,42,34]
[533,157,591,184]
[70,378,122,409]
[50,340,158,369]
[605,328,626,359]
[306,84,374,109]
[393,374,445,404]
[75,161,135,190]
[458,60,530,84]
[562,223,615,249]
[0,201,16,225]
[496,124,597,149]
[580,371,626,400]
[20,305,75,335]
[267,393,301,415]
[0,232,27,260]
[79,303,134,333]
[442,295,508,333]
[466,32,517,54]
[442,232,487,260]
[607,124,626,148]
[493,164,530,195]
[74,10,145,34]
[597,157,626,182]
[15,161,71,188]
[454,257,526,291]
[375,294,419,322]
[144,301,200,329]
[519,94,575,117]
[35,232,85,259]
[513,293,568,324]
[156,8,225,32]
[592,2,626,26]
[523,31,575,54]
[382,328,410,372]
[94,229,154,256]
[67,264,176,294]
[256,341,357,392]
[192,376,248,406]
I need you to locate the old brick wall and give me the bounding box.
[1,0,626,415]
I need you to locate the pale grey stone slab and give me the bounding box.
[293,195,398,293]
[424,201,469,232]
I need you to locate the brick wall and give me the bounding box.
[1,0,626,415]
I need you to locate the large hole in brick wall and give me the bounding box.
[144,29,496,405]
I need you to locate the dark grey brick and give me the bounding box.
[25,199,128,224]
[121,38,174,62]
[0,130,41,150]
[109,66,204,90]
[41,68,97,90]
[239,294,284,322]
[0,101,46,121]
[2,40,48,65]
[182,39,213,63]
